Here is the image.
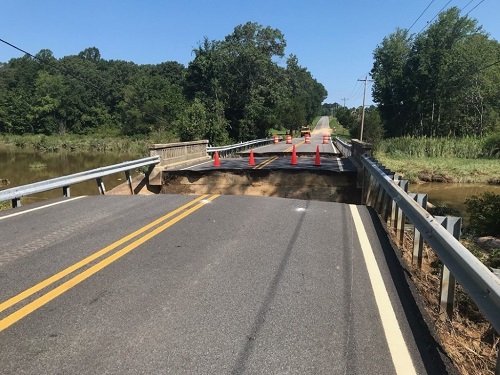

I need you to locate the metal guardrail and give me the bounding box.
[333,137,352,156]
[0,156,160,208]
[360,155,500,347]
[207,138,276,157]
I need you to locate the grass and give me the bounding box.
[28,161,47,170]
[375,136,500,184]
[0,134,163,156]
[377,136,489,159]
[395,228,499,374]
[374,152,500,184]
[330,118,350,140]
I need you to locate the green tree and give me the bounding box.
[371,7,499,138]
[119,73,184,136]
[349,106,384,145]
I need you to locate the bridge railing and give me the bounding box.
[207,138,276,158]
[0,156,160,208]
[149,140,210,169]
[359,154,500,369]
[333,137,352,156]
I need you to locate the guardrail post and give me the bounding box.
[395,180,408,245]
[379,171,394,223]
[365,173,375,206]
[410,193,428,268]
[125,171,134,195]
[390,174,401,227]
[11,198,21,208]
[96,178,106,195]
[63,186,70,198]
[373,164,393,216]
[435,216,462,321]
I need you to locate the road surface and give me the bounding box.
[0,194,455,374]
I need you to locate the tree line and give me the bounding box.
[324,7,499,144]
[372,7,499,138]
[0,22,327,145]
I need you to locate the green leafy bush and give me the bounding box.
[489,249,500,268]
[465,192,500,236]
[482,133,500,158]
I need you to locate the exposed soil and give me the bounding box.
[418,171,455,183]
[107,173,160,195]
[390,226,499,374]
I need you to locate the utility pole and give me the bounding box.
[341,97,348,107]
[357,76,373,142]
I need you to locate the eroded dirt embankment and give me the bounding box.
[160,169,360,204]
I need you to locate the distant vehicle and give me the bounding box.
[300,126,311,137]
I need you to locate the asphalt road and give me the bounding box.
[183,117,345,171]
[0,194,455,374]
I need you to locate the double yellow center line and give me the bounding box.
[252,140,305,169]
[253,156,278,169]
[0,194,219,332]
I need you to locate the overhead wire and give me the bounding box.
[378,58,500,107]
[465,0,485,16]
[0,37,172,126]
[408,0,437,32]
[0,37,106,93]
[460,0,476,12]
[416,0,454,35]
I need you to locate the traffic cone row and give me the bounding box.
[213,146,322,167]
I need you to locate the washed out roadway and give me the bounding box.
[0,194,454,374]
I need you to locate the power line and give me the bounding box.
[460,0,475,12]
[357,76,373,141]
[378,58,500,107]
[0,37,102,92]
[0,37,172,126]
[465,0,485,16]
[347,81,360,101]
[408,0,437,32]
[416,0,454,35]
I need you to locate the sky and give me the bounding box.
[1,0,499,107]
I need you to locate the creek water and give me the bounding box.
[411,182,500,220]
[0,146,140,205]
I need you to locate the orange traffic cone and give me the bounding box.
[213,151,221,167]
[290,145,298,165]
[314,145,321,166]
[248,150,256,166]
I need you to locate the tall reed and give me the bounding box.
[377,136,489,159]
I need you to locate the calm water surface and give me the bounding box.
[411,182,500,216]
[0,146,141,205]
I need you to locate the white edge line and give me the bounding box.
[181,160,213,170]
[0,196,86,221]
[336,157,344,172]
[349,204,417,375]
